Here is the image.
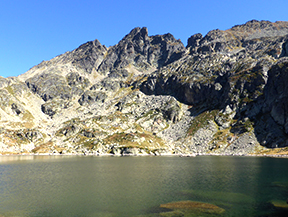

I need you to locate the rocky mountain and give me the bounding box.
[1,20,288,156]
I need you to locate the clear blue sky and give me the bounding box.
[1,0,287,77]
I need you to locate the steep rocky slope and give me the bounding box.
[1,20,288,156]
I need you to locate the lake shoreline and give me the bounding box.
[0,152,288,158]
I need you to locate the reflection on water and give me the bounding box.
[0,155,75,163]
[0,155,288,216]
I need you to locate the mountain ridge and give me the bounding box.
[1,19,288,156]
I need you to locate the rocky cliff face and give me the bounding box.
[1,20,288,156]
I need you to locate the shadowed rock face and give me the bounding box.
[2,20,288,155]
[71,39,108,74]
[26,73,72,101]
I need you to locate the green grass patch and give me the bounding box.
[5,86,15,96]
[231,118,254,135]
[22,110,34,121]
[32,141,53,153]
[187,110,219,136]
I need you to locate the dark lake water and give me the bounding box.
[0,155,288,217]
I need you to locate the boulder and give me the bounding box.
[26,73,72,101]
[78,91,107,106]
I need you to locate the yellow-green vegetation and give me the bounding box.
[81,128,102,135]
[134,74,148,84]
[104,132,135,145]
[243,119,254,132]
[216,112,231,124]
[22,110,34,121]
[254,146,288,156]
[32,141,53,153]
[227,45,243,51]
[53,146,67,154]
[158,121,170,133]
[209,128,234,150]
[1,134,19,150]
[7,129,42,145]
[230,68,259,83]
[231,118,254,134]
[56,124,79,137]
[112,111,129,122]
[254,89,264,97]
[55,118,83,136]
[270,200,288,210]
[137,109,157,120]
[7,132,25,144]
[74,135,98,149]
[112,86,133,98]
[124,71,135,85]
[8,121,34,129]
[90,113,128,131]
[242,96,253,103]
[5,86,15,96]
[134,123,145,133]
[122,101,137,108]
[187,110,219,136]
[63,118,81,125]
[136,109,164,125]
[159,200,225,216]
[56,118,109,147]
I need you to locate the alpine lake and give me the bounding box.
[0,155,288,217]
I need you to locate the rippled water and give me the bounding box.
[0,155,288,216]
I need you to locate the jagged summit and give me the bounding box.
[231,19,288,32]
[23,20,288,79]
[121,27,149,42]
[2,20,288,156]
[94,26,186,74]
[19,26,186,79]
[228,20,288,41]
[185,20,288,58]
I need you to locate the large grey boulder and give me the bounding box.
[26,73,72,101]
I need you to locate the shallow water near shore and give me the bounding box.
[0,155,288,216]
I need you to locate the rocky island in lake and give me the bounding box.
[1,20,288,156]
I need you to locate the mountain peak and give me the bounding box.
[97,27,185,73]
[122,27,149,42]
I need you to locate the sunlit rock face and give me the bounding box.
[2,20,288,155]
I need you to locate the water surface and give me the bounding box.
[0,155,288,216]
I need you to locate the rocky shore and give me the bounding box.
[1,152,288,159]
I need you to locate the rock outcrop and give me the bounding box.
[97,27,186,74]
[1,20,288,156]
